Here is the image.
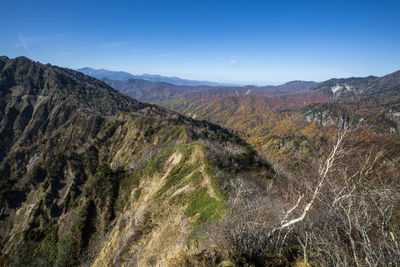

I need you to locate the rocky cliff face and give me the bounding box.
[310,71,400,110]
[0,56,271,266]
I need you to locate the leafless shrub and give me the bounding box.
[208,123,400,266]
[221,182,270,259]
[280,124,400,266]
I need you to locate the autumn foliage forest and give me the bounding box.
[157,80,400,266]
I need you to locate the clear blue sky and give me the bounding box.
[1,0,399,85]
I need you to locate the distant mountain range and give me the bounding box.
[77,67,235,86]
[79,65,400,118]
[156,69,400,134]
[2,56,399,266]
[101,78,214,102]
[100,77,318,102]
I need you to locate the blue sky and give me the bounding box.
[1,0,399,85]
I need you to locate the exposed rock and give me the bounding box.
[0,56,271,266]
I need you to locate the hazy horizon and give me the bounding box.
[1,0,399,85]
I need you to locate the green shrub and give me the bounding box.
[56,234,79,267]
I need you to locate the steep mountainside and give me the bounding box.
[0,56,271,266]
[310,70,400,111]
[2,57,398,266]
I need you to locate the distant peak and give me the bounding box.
[15,56,32,61]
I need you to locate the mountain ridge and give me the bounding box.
[2,56,399,266]
[101,77,318,103]
[0,56,272,266]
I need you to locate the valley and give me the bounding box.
[0,56,399,266]
[2,0,399,265]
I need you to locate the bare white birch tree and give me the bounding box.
[217,123,400,266]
